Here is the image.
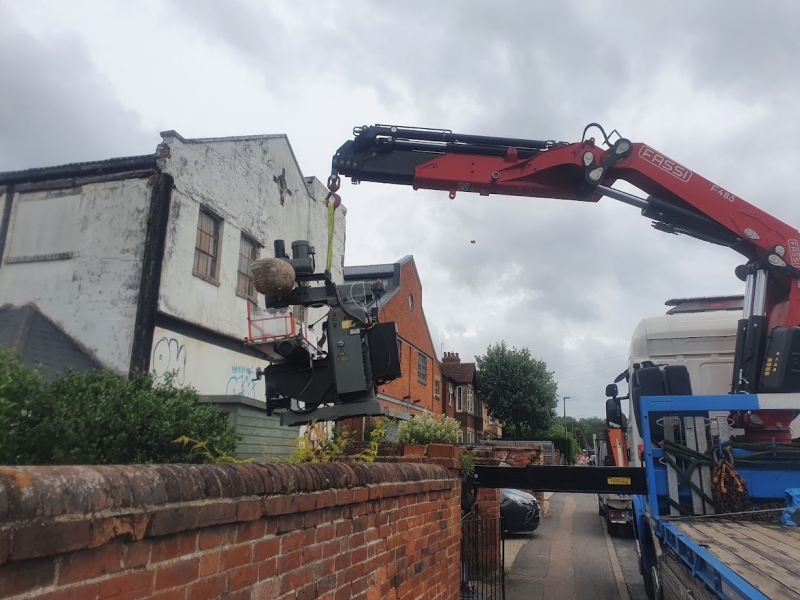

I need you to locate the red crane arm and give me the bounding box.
[331,125,800,329]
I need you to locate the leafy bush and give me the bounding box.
[0,355,238,465]
[289,418,391,464]
[0,349,43,463]
[398,414,460,445]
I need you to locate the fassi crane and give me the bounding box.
[328,123,800,443]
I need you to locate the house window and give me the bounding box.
[237,235,259,298]
[434,378,440,399]
[448,383,454,406]
[467,387,474,414]
[456,386,463,412]
[417,352,427,385]
[194,208,222,282]
[457,430,464,443]
[467,430,475,444]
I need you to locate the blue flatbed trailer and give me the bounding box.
[634,395,800,600]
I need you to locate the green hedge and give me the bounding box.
[0,349,238,465]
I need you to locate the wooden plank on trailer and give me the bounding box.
[714,522,800,577]
[694,416,714,514]
[683,417,704,515]
[726,522,800,561]
[674,522,800,600]
[731,522,800,556]
[686,521,800,599]
[663,416,681,516]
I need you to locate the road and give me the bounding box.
[504,493,647,600]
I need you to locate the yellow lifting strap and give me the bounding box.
[324,175,341,273]
[326,200,336,272]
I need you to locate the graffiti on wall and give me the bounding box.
[152,337,187,385]
[226,365,258,398]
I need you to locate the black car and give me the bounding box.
[500,488,541,533]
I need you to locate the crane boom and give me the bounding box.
[330,123,800,439]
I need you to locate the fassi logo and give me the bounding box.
[789,239,800,267]
[638,146,693,182]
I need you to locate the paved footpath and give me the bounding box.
[504,493,647,600]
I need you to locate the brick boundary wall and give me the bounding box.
[0,462,461,600]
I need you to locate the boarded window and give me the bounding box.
[6,193,79,263]
[417,352,427,385]
[237,235,258,298]
[194,209,222,281]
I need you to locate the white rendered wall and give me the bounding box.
[157,133,347,341]
[0,179,152,372]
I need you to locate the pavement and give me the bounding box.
[503,493,647,600]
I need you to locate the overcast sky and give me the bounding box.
[3,0,799,420]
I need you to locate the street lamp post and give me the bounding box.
[563,396,570,438]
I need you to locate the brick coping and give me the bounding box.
[0,462,453,564]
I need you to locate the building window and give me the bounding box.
[417,352,427,385]
[237,235,259,298]
[467,386,474,414]
[194,208,222,282]
[467,430,475,444]
[456,386,463,412]
[457,429,464,444]
[408,294,414,311]
[448,382,454,406]
[434,378,440,399]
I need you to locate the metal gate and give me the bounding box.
[460,513,504,599]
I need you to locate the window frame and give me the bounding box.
[193,207,223,285]
[467,430,475,444]
[434,378,441,399]
[457,429,464,444]
[236,233,260,300]
[456,386,463,412]
[467,386,474,414]
[448,382,454,406]
[417,352,427,385]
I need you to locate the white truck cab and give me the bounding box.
[624,297,741,467]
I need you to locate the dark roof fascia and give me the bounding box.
[0,154,159,186]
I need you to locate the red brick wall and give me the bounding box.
[378,260,440,416]
[0,463,461,600]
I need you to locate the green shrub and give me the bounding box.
[3,365,238,465]
[0,349,43,463]
[398,414,459,445]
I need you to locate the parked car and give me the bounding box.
[500,488,541,533]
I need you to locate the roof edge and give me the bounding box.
[0,154,159,186]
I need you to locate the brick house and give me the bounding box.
[341,256,441,440]
[440,352,483,444]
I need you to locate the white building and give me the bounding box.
[0,131,346,459]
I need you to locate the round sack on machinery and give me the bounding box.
[252,258,296,298]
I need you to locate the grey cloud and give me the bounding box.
[0,6,156,171]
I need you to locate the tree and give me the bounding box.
[475,341,558,438]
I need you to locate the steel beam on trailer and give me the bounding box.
[474,465,648,494]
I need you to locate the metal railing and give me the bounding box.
[460,513,504,600]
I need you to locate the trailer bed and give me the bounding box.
[672,520,800,599]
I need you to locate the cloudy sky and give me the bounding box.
[3,0,799,419]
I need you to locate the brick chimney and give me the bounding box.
[442,352,461,364]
